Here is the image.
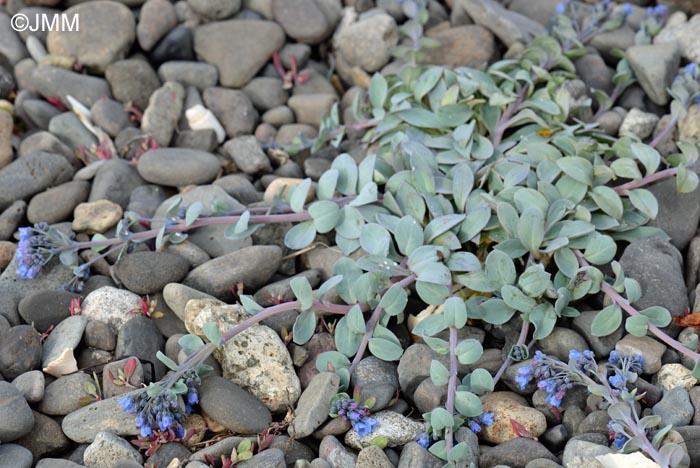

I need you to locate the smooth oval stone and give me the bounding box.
[42,315,87,378]
[37,372,94,416]
[18,290,78,333]
[0,325,42,380]
[0,382,34,442]
[114,251,189,295]
[137,148,220,187]
[61,390,142,443]
[199,375,272,434]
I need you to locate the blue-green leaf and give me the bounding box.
[203,322,222,347]
[430,360,449,386]
[591,304,622,337]
[293,310,316,344]
[284,221,316,250]
[290,276,314,310]
[290,178,312,213]
[185,202,203,226]
[625,315,649,337]
[517,207,545,253]
[309,201,341,234]
[379,284,408,316]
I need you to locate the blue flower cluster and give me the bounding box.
[608,420,628,449]
[16,223,55,279]
[120,370,200,438]
[330,396,378,437]
[646,4,667,19]
[466,412,495,433]
[516,350,579,408]
[416,430,430,449]
[606,350,644,396]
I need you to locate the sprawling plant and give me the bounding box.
[15,3,700,466]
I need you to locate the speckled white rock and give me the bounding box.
[618,108,660,140]
[653,363,699,391]
[81,286,142,333]
[185,301,300,413]
[42,315,87,377]
[83,431,143,468]
[344,411,423,450]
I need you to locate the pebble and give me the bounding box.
[355,445,394,468]
[459,0,546,46]
[61,390,142,443]
[615,334,666,374]
[480,438,557,468]
[243,77,288,111]
[81,286,143,333]
[11,370,45,404]
[655,11,700,63]
[18,131,76,166]
[158,61,218,90]
[203,87,258,138]
[90,99,131,138]
[116,315,166,380]
[264,177,316,204]
[183,245,282,300]
[42,315,87,378]
[0,110,12,169]
[89,159,146,209]
[562,439,612,468]
[28,180,90,225]
[114,251,189,295]
[31,65,113,109]
[36,460,85,468]
[575,410,610,436]
[16,410,70,460]
[0,151,74,211]
[137,148,220,187]
[49,112,97,151]
[335,13,398,73]
[186,301,300,412]
[653,387,694,427]
[105,59,162,111]
[0,241,12,271]
[0,325,42,380]
[0,444,33,468]
[194,20,285,88]
[238,448,286,468]
[137,0,177,51]
[145,442,192,468]
[319,435,357,468]
[423,25,496,68]
[571,310,623,358]
[619,107,660,139]
[413,378,446,414]
[150,24,195,67]
[574,53,614,95]
[481,397,548,444]
[351,356,400,412]
[536,327,588,362]
[199,375,272,434]
[0,381,34,442]
[38,371,95,416]
[223,135,273,174]
[272,0,336,44]
[142,81,185,146]
[625,42,680,106]
[0,13,28,65]
[47,1,135,73]
[18,289,78,333]
[163,282,220,321]
[397,442,443,468]
[83,431,143,468]
[288,94,336,127]
[71,200,123,234]
[289,372,340,438]
[647,176,700,251]
[654,363,699,391]
[0,200,26,241]
[622,239,687,329]
[275,123,318,145]
[344,410,423,450]
[188,0,241,19]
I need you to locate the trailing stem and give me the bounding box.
[493,319,531,385]
[575,251,700,365]
[648,115,679,149]
[445,325,459,457]
[492,85,530,147]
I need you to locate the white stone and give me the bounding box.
[186,104,226,143]
[81,286,142,333]
[42,315,87,377]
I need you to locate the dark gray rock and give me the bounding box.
[145,442,191,468]
[149,25,195,68]
[27,180,90,225]
[199,376,272,434]
[18,290,78,333]
[352,356,400,412]
[0,444,32,468]
[11,370,44,404]
[213,174,263,205]
[203,87,258,138]
[105,59,162,110]
[31,66,112,108]
[0,200,27,241]
[398,442,443,468]
[89,159,146,209]
[84,320,117,351]
[48,112,97,151]
[223,135,272,174]
[620,237,688,337]
[183,245,282,300]
[480,438,558,468]
[90,98,132,138]
[0,382,34,442]
[646,176,700,251]
[114,251,189,295]
[0,152,74,211]
[158,61,218,90]
[115,315,166,380]
[626,42,681,106]
[37,372,94,416]
[137,148,221,187]
[16,411,70,460]
[243,77,288,111]
[574,53,614,95]
[193,20,285,88]
[0,325,42,380]
[238,447,286,468]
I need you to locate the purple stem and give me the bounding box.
[492,85,530,147]
[493,319,531,385]
[649,114,679,149]
[445,325,459,456]
[576,251,700,364]
[612,167,678,193]
[348,274,417,376]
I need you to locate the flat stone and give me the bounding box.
[137,148,220,187]
[102,357,144,399]
[625,42,680,106]
[0,151,74,211]
[47,1,135,73]
[653,387,694,427]
[71,200,123,234]
[0,325,42,380]
[27,180,90,224]
[142,81,185,146]
[0,444,32,468]
[202,87,258,138]
[223,135,272,174]
[42,315,87,377]
[37,372,95,416]
[423,25,497,68]
[272,0,334,44]
[289,372,340,438]
[114,251,189,295]
[199,375,272,434]
[61,390,142,443]
[15,411,70,460]
[193,20,285,88]
[106,59,162,110]
[158,61,218,90]
[0,382,34,442]
[89,159,146,209]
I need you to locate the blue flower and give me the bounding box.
[481,412,495,426]
[353,417,378,437]
[416,431,430,449]
[119,395,134,412]
[187,391,198,405]
[467,420,482,433]
[556,2,567,14]
[140,425,153,438]
[609,374,624,389]
[609,351,621,363]
[653,5,667,16]
[686,63,698,76]
[613,432,627,450]
[515,365,534,390]
[622,3,632,16]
